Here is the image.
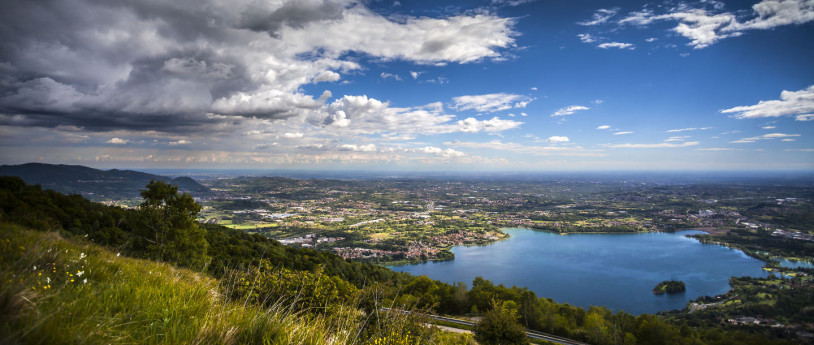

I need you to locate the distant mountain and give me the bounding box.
[0,163,209,200]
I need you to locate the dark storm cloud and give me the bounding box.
[0,0,329,133]
[239,0,347,36]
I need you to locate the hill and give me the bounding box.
[0,163,208,200]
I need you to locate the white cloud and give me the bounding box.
[547,136,570,143]
[695,148,743,151]
[445,140,604,157]
[613,131,634,135]
[551,105,589,117]
[607,141,699,148]
[409,71,423,79]
[666,128,698,133]
[645,37,657,42]
[762,125,776,129]
[168,139,191,145]
[106,138,129,144]
[616,0,814,49]
[665,136,689,142]
[420,146,465,158]
[456,116,523,133]
[578,8,620,26]
[596,125,611,130]
[380,72,402,81]
[577,33,597,43]
[313,70,341,83]
[730,132,801,143]
[721,85,814,119]
[797,114,814,121]
[453,93,532,113]
[597,42,635,49]
[282,132,305,139]
[338,143,377,152]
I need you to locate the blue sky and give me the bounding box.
[0,0,812,171]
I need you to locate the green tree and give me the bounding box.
[474,300,529,345]
[133,180,208,269]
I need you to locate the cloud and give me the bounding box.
[607,141,699,148]
[107,138,129,144]
[445,140,604,157]
[578,8,620,26]
[596,125,612,130]
[282,132,305,139]
[762,125,776,129]
[577,33,597,43]
[720,85,814,119]
[456,116,523,133]
[695,148,743,151]
[338,143,377,152]
[797,114,814,121]
[551,105,589,117]
[729,132,801,143]
[409,71,423,79]
[420,146,465,158]
[0,0,518,133]
[666,128,698,133]
[614,0,814,49]
[547,136,570,143]
[665,136,690,142]
[613,131,634,135]
[168,139,191,145]
[380,72,402,81]
[452,93,532,113]
[315,95,523,136]
[597,42,635,49]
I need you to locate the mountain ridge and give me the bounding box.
[0,162,208,200]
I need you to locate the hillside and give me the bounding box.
[0,176,802,345]
[0,163,209,200]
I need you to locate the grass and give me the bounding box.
[0,223,367,345]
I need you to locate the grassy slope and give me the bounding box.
[0,223,359,345]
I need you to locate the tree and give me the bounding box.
[474,300,529,345]
[132,180,208,269]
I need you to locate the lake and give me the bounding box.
[388,228,769,315]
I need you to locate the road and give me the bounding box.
[382,308,590,345]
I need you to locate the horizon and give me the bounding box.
[1,0,813,171]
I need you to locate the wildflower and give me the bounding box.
[46,277,51,284]
[116,253,120,257]
[33,265,37,271]
[79,252,86,260]
[83,278,87,284]
[77,271,84,277]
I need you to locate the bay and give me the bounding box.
[388,228,769,315]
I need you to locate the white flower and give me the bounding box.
[83,278,87,284]
[116,253,120,257]
[79,253,86,260]
[46,277,51,284]
[33,265,37,271]
[76,271,84,277]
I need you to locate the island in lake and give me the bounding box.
[653,280,686,294]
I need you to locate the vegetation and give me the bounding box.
[0,176,809,344]
[473,300,530,345]
[653,280,686,294]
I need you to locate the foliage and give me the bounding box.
[473,300,530,345]
[653,280,686,294]
[131,180,209,269]
[227,259,357,315]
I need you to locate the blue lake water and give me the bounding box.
[388,228,769,315]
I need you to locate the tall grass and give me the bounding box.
[0,223,457,345]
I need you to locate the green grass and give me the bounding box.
[0,223,361,345]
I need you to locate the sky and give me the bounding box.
[1,0,813,172]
